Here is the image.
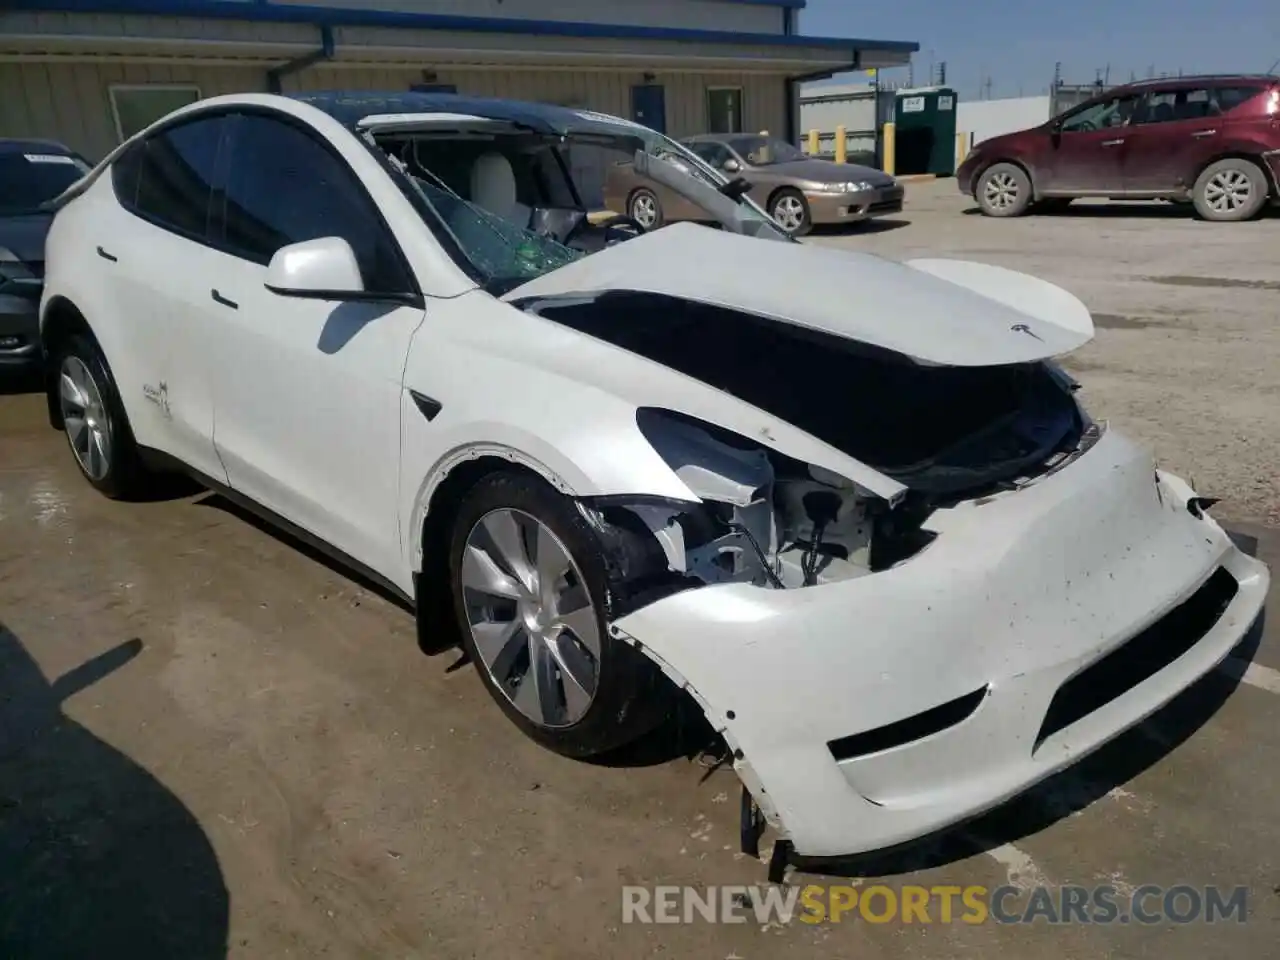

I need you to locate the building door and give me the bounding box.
[631,84,667,134]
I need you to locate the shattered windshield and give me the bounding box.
[368,114,787,293]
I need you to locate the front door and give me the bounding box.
[631,84,667,134]
[1041,93,1138,194]
[207,111,425,582]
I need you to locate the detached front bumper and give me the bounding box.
[806,183,904,224]
[614,429,1268,858]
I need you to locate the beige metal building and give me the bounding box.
[0,0,916,162]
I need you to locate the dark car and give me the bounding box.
[957,75,1280,221]
[0,139,92,373]
[604,133,901,236]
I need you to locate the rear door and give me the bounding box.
[1040,94,1138,194]
[1122,85,1228,193]
[205,110,425,580]
[100,113,230,481]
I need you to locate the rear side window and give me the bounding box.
[218,113,411,294]
[1214,85,1265,112]
[113,115,226,242]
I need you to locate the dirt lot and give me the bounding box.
[2,182,1278,959]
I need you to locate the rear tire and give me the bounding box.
[976,163,1033,217]
[1192,158,1268,222]
[53,333,153,499]
[448,471,668,758]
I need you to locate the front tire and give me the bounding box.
[770,188,812,236]
[448,471,667,757]
[976,163,1033,217]
[1192,158,1268,222]
[54,333,152,499]
[628,188,664,230]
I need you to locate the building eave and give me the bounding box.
[5,0,914,59]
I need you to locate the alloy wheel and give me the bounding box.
[631,192,659,229]
[983,171,1020,210]
[773,195,806,232]
[1203,169,1252,214]
[461,508,602,728]
[59,355,112,482]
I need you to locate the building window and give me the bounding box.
[706,87,744,134]
[110,85,201,142]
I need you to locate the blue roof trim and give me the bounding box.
[9,0,915,54]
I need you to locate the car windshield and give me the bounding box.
[365,115,788,294]
[0,151,91,216]
[724,136,807,166]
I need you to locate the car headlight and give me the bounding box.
[811,181,874,194]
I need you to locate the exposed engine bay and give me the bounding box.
[536,293,1099,598]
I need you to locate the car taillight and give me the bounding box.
[1268,89,1279,116]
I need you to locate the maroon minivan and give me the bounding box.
[957,75,1280,221]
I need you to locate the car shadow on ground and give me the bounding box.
[0,369,43,396]
[809,218,910,237]
[193,492,416,616]
[792,608,1265,881]
[0,625,229,958]
[962,202,1280,220]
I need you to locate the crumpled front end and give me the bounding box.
[609,428,1269,858]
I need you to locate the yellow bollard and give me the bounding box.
[955,131,969,170]
[808,128,819,155]
[882,121,896,175]
[835,125,847,164]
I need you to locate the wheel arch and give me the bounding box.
[974,157,1040,200]
[1192,149,1278,196]
[39,295,95,430]
[413,450,560,654]
[765,183,804,212]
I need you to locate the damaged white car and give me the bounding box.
[41,93,1269,869]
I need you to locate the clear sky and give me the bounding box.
[799,0,1280,100]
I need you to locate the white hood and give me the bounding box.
[505,223,1094,367]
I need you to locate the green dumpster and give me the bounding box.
[893,87,958,176]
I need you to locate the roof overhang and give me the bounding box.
[0,2,916,75]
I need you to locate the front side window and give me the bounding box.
[218,113,411,294]
[0,150,90,216]
[706,88,744,134]
[1060,95,1138,132]
[114,115,225,242]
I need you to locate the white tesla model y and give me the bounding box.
[39,92,1268,865]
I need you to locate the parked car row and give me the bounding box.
[17,90,1268,871]
[0,140,91,374]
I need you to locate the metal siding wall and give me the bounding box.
[0,62,790,161]
[267,0,783,34]
[290,67,786,139]
[957,96,1051,144]
[0,62,265,160]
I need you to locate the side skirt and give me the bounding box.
[137,445,415,611]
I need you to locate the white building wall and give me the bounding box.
[957,95,1051,145]
[0,61,787,161]
[268,0,786,33]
